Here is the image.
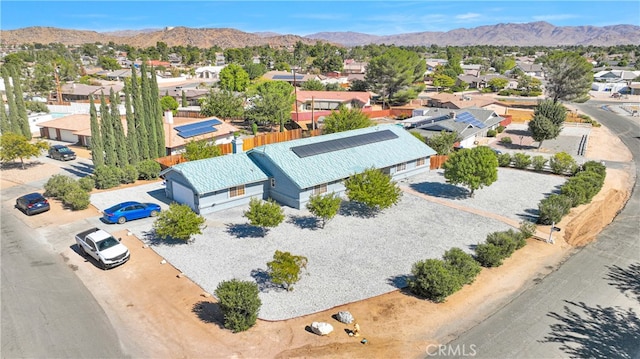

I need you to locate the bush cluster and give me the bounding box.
[537,160,606,224]
[500,136,512,144]
[93,161,160,189]
[214,279,262,333]
[512,153,532,169]
[486,129,497,137]
[497,153,512,167]
[44,174,92,210]
[475,229,528,267]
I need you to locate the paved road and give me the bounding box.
[1,184,127,358]
[441,102,640,359]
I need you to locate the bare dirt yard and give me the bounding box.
[1,121,634,359]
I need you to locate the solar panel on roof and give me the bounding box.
[290,129,399,158]
[177,127,218,138]
[174,119,222,132]
[272,74,304,80]
[454,112,486,129]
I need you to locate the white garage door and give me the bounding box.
[172,182,196,212]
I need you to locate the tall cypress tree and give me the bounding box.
[124,80,139,165]
[2,67,21,134]
[100,92,117,166]
[0,101,10,134]
[89,96,104,166]
[131,66,150,160]
[110,88,129,167]
[151,69,166,157]
[141,63,158,158]
[10,65,31,139]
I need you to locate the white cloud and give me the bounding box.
[455,13,481,20]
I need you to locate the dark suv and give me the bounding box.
[49,145,76,161]
[16,193,50,215]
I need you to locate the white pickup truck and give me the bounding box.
[75,228,130,269]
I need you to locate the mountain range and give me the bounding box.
[1,22,638,49]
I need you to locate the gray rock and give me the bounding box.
[336,311,354,324]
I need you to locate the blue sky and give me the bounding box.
[2,1,639,36]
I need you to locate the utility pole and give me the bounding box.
[311,96,315,131]
[53,65,63,105]
[292,68,299,124]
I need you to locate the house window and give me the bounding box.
[312,183,327,195]
[417,158,426,167]
[270,178,276,187]
[395,162,407,172]
[229,185,245,198]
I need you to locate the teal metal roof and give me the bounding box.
[161,153,268,194]
[248,124,436,189]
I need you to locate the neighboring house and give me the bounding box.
[425,59,448,74]
[427,93,498,110]
[460,64,482,76]
[403,108,505,148]
[146,60,171,68]
[215,53,226,66]
[591,70,640,94]
[103,69,133,81]
[160,86,210,106]
[37,114,93,146]
[295,90,371,112]
[515,62,544,78]
[51,83,124,103]
[161,124,436,214]
[194,65,226,80]
[262,71,318,85]
[343,59,367,74]
[456,74,508,90]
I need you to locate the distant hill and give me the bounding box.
[1,22,639,49]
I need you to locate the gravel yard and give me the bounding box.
[118,167,567,320]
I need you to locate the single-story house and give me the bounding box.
[515,62,545,78]
[37,114,92,145]
[50,83,124,103]
[403,108,505,149]
[159,86,210,106]
[343,59,368,74]
[295,90,371,112]
[160,124,436,214]
[262,71,319,85]
[195,66,226,80]
[427,93,498,110]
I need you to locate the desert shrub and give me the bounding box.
[153,203,206,242]
[267,250,308,291]
[44,174,77,197]
[408,259,463,303]
[500,136,512,144]
[486,129,497,137]
[496,125,505,133]
[582,160,606,179]
[561,171,605,207]
[442,248,481,285]
[137,160,161,180]
[519,220,537,239]
[475,229,526,267]
[549,152,577,175]
[120,164,139,184]
[26,101,49,113]
[532,155,548,171]
[475,243,504,267]
[538,194,573,225]
[512,153,532,169]
[497,153,512,167]
[77,176,95,192]
[214,279,262,333]
[62,184,90,210]
[93,165,122,189]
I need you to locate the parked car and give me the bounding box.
[75,228,130,269]
[48,144,76,161]
[16,192,50,215]
[103,201,161,224]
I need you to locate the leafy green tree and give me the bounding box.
[528,115,561,149]
[183,139,222,161]
[487,77,509,92]
[306,192,342,228]
[160,96,179,114]
[301,79,325,91]
[92,165,122,189]
[267,250,308,291]
[365,47,425,107]
[153,203,206,242]
[110,88,129,167]
[0,132,48,169]
[538,194,573,225]
[535,99,567,127]
[243,62,267,80]
[98,56,120,70]
[219,64,250,92]
[246,81,295,132]
[88,96,104,166]
[542,51,593,103]
[136,159,161,180]
[324,83,344,92]
[214,279,261,333]
[549,152,577,175]
[432,73,456,92]
[408,259,463,303]
[243,198,285,234]
[344,167,401,211]
[442,247,481,285]
[199,90,245,121]
[349,79,369,92]
[25,101,49,113]
[443,146,498,197]
[425,131,460,155]
[322,105,373,134]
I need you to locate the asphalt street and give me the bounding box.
[441,101,640,359]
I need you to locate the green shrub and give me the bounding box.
[549,152,577,175]
[214,279,262,333]
[500,136,512,144]
[519,220,537,239]
[532,156,548,171]
[475,243,504,267]
[26,101,50,113]
[62,185,90,210]
[497,153,512,167]
[582,160,606,178]
[120,164,139,184]
[486,129,497,137]
[93,165,122,189]
[538,194,573,224]
[512,153,532,169]
[561,171,605,207]
[153,203,206,242]
[476,229,527,267]
[442,248,481,285]
[77,176,95,192]
[408,259,463,303]
[44,174,76,198]
[137,160,161,180]
[496,125,505,134]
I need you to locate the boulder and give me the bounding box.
[310,322,333,336]
[336,311,354,324]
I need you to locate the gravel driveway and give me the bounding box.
[94,168,566,320]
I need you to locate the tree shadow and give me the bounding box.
[0,160,44,170]
[541,300,640,358]
[142,229,189,246]
[225,223,267,238]
[250,268,284,293]
[146,188,172,206]
[517,208,539,222]
[605,263,640,303]
[504,128,531,137]
[61,162,94,178]
[191,301,225,329]
[409,182,470,199]
[386,274,410,289]
[338,201,378,219]
[288,215,320,230]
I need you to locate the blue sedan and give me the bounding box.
[103,201,161,224]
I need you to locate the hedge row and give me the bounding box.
[44,174,94,210]
[497,151,579,175]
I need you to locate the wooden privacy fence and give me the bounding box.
[430,155,449,170]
